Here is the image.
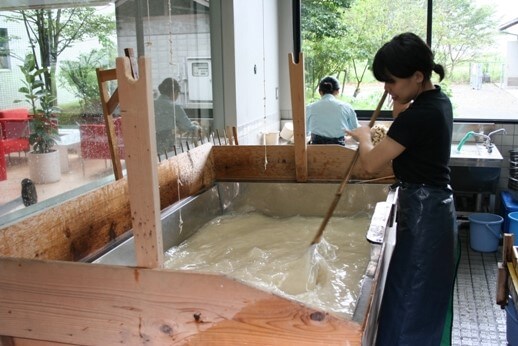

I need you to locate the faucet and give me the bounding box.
[484,128,506,153]
[488,128,506,138]
[456,129,505,153]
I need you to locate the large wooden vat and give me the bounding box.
[0,56,396,345]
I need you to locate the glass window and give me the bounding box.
[302,0,518,121]
[0,0,211,222]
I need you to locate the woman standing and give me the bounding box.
[306,76,359,145]
[347,32,456,345]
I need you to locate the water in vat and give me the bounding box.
[164,211,371,318]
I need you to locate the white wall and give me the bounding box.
[0,19,28,109]
[117,14,211,105]
[278,0,295,122]
[214,0,281,144]
[506,40,518,87]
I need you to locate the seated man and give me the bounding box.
[306,76,359,145]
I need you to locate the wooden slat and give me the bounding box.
[0,257,362,345]
[232,126,239,145]
[225,126,234,145]
[513,246,518,275]
[96,67,123,180]
[95,68,118,115]
[212,145,394,182]
[105,87,119,115]
[97,68,117,82]
[500,234,513,307]
[497,262,508,306]
[124,48,139,79]
[508,262,518,311]
[116,56,163,269]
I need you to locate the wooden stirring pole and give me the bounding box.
[310,90,388,246]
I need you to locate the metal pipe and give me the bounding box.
[426,0,433,46]
[292,0,301,63]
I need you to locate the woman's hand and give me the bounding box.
[346,126,372,144]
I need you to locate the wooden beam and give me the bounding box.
[0,257,362,345]
[497,262,507,306]
[116,56,163,269]
[212,145,393,183]
[288,52,308,182]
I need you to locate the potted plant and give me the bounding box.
[16,54,61,184]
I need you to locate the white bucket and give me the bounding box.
[263,131,279,145]
[280,122,294,141]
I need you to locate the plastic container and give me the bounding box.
[506,296,518,345]
[500,192,518,236]
[280,122,293,141]
[468,213,503,252]
[510,212,518,245]
[262,131,279,145]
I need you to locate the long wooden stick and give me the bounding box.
[310,90,388,246]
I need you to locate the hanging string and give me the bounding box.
[262,0,268,171]
[145,0,152,47]
[167,0,174,66]
[165,0,183,233]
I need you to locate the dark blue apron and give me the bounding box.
[376,183,456,346]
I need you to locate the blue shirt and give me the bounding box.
[306,94,359,138]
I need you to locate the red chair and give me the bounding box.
[0,140,6,181]
[0,108,30,181]
[0,108,30,157]
[79,117,125,174]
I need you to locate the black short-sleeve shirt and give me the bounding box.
[387,86,453,186]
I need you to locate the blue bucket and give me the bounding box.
[506,296,518,345]
[510,212,518,245]
[468,213,503,252]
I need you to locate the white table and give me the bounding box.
[56,129,81,173]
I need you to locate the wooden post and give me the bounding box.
[116,56,164,268]
[288,52,307,182]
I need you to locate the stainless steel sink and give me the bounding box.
[450,143,503,167]
[449,143,503,211]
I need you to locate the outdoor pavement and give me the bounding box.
[451,83,518,120]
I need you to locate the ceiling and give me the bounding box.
[0,0,112,11]
[0,0,209,11]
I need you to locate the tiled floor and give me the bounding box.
[0,150,514,345]
[452,222,508,345]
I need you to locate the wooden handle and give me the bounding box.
[310,90,388,246]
